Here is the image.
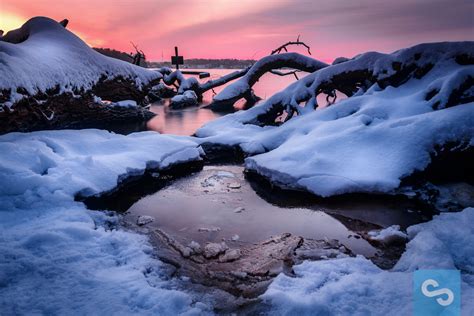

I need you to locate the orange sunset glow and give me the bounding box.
[1,0,473,61]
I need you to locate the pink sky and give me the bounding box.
[1,0,473,62]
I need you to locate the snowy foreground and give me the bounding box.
[0,130,210,314]
[1,27,473,314]
[263,208,474,315]
[0,129,473,314]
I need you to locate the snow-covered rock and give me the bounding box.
[218,249,242,263]
[188,241,203,255]
[203,242,229,259]
[113,100,138,108]
[0,129,208,314]
[170,90,198,109]
[137,215,155,226]
[368,225,408,244]
[233,207,245,213]
[198,227,221,232]
[196,42,474,197]
[262,207,474,315]
[0,17,161,108]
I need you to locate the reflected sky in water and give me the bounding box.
[146,68,308,135]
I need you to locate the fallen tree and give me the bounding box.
[222,42,474,125]
[162,36,328,111]
[160,53,327,111]
[207,52,328,111]
[196,42,474,197]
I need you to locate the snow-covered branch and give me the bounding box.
[233,42,474,125]
[208,53,329,111]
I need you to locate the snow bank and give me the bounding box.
[263,207,474,315]
[0,17,162,107]
[0,129,208,314]
[196,42,474,197]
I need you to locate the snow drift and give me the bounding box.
[0,129,208,314]
[0,16,161,108]
[196,42,474,197]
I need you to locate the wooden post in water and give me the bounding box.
[171,46,184,70]
[171,46,209,78]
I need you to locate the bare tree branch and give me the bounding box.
[271,35,311,55]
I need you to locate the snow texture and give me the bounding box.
[196,42,474,197]
[0,129,208,314]
[213,52,328,102]
[368,225,408,244]
[0,17,162,108]
[113,100,138,108]
[170,90,198,108]
[263,207,474,315]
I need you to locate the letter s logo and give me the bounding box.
[421,279,454,306]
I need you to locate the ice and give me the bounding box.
[233,207,245,213]
[203,242,229,259]
[137,215,155,226]
[368,225,408,244]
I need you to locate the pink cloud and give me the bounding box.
[1,0,472,61]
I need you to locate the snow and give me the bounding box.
[262,207,474,315]
[368,225,408,244]
[0,17,162,107]
[171,90,198,106]
[196,42,474,197]
[113,100,138,107]
[213,52,328,102]
[137,215,155,226]
[203,242,229,259]
[0,129,209,314]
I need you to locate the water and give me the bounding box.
[125,165,428,259]
[145,68,305,135]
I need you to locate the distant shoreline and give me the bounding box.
[94,47,256,69]
[147,59,255,69]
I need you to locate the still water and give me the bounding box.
[126,165,428,259]
[145,68,304,135]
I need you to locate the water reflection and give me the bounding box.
[126,165,380,257]
[145,68,303,135]
[146,100,224,135]
[122,69,343,135]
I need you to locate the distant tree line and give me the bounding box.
[94,47,256,69]
[148,59,256,69]
[93,47,147,67]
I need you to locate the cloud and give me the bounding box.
[1,0,472,60]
